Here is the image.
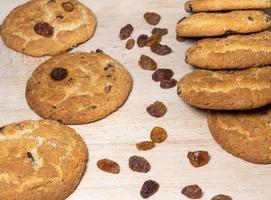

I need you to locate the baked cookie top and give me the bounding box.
[185,0,271,12]
[186,31,271,69]
[0,119,88,200]
[1,0,97,57]
[26,52,133,125]
[176,10,271,37]
[208,108,271,164]
[177,67,271,110]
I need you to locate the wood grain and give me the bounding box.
[0,1,271,200]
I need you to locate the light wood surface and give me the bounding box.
[0,1,271,200]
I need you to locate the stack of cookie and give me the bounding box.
[0,0,133,199]
[176,0,271,164]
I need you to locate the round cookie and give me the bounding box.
[26,51,133,125]
[185,31,271,70]
[208,108,271,164]
[1,0,97,57]
[176,10,271,37]
[177,67,271,110]
[0,119,88,200]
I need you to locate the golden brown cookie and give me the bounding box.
[26,52,133,125]
[177,67,271,110]
[186,31,271,69]
[208,108,271,164]
[1,0,96,57]
[0,119,88,200]
[185,0,271,13]
[176,10,271,37]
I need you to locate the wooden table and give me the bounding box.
[0,1,270,199]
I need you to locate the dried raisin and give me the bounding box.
[126,38,135,49]
[50,67,68,81]
[129,155,150,173]
[150,127,167,143]
[187,151,210,168]
[160,79,177,89]
[136,141,155,151]
[152,28,168,37]
[97,159,120,174]
[137,34,148,48]
[138,55,157,71]
[140,180,159,199]
[182,185,203,199]
[212,194,232,200]
[119,24,134,40]
[144,12,161,25]
[151,43,172,55]
[146,101,167,118]
[61,1,75,12]
[34,22,54,37]
[146,34,161,47]
[152,68,174,82]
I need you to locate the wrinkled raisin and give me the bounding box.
[160,79,177,89]
[152,68,174,82]
[61,1,75,12]
[136,141,155,151]
[182,185,203,199]
[129,155,150,173]
[140,180,159,199]
[150,127,167,143]
[126,38,135,49]
[34,22,54,37]
[146,101,167,118]
[151,43,172,55]
[50,67,68,81]
[187,151,210,168]
[138,55,157,71]
[212,194,232,200]
[97,159,120,174]
[119,24,134,40]
[144,12,161,25]
[137,34,148,48]
[146,34,161,47]
[152,28,168,37]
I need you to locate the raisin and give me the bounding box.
[34,22,54,37]
[140,180,159,199]
[129,155,151,173]
[144,12,161,25]
[211,194,232,200]
[150,127,167,143]
[119,24,134,40]
[152,28,168,37]
[62,1,75,12]
[151,43,172,55]
[125,38,135,49]
[146,34,162,47]
[97,159,120,174]
[187,151,210,168]
[104,85,112,93]
[138,55,157,71]
[50,67,68,81]
[182,185,203,199]
[137,34,148,48]
[176,35,187,42]
[27,152,35,163]
[136,141,155,151]
[160,79,177,89]
[152,68,174,82]
[146,101,167,118]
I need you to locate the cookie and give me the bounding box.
[177,67,271,110]
[208,108,271,164]
[186,31,271,70]
[185,0,271,13]
[176,10,271,37]
[1,0,96,57]
[26,52,133,125]
[0,119,88,199]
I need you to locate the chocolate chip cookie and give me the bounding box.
[177,67,271,110]
[1,0,97,57]
[176,10,271,37]
[0,119,88,199]
[186,31,271,69]
[26,52,133,125]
